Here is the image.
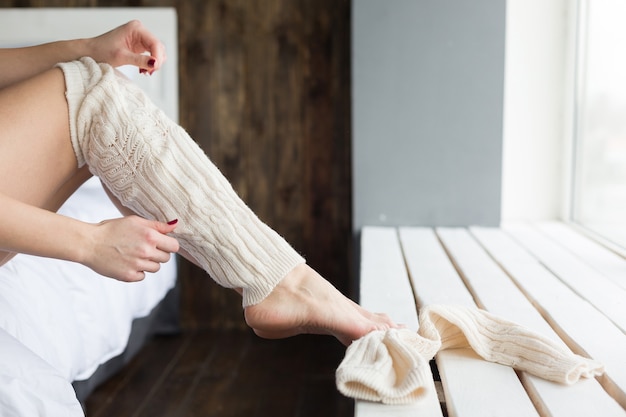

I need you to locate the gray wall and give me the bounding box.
[352,0,506,231]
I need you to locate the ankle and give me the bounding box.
[277,263,311,291]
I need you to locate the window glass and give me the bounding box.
[573,0,626,245]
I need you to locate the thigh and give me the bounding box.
[0,68,91,264]
[0,67,87,211]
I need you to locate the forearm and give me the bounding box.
[0,193,91,264]
[0,38,90,88]
[0,20,167,89]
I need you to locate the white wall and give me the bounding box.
[501,0,574,221]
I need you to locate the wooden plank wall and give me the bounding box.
[0,0,352,330]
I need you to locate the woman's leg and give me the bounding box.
[2,59,395,346]
[59,57,305,308]
[0,68,92,265]
[78,54,394,344]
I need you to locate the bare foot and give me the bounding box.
[244,263,396,346]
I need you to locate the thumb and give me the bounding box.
[111,47,152,69]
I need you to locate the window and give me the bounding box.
[571,0,626,246]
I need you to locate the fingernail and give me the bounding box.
[148,58,156,68]
[139,68,148,74]
[167,219,178,225]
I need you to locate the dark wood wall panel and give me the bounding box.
[0,0,352,330]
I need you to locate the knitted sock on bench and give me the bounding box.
[57,57,304,307]
[336,305,604,404]
[417,305,604,384]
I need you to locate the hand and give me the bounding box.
[87,20,166,74]
[84,215,179,282]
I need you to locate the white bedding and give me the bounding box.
[0,328,84,416]
[0,177,178,415]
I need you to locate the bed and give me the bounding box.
[0,8,180,415]
[0,178,179,415]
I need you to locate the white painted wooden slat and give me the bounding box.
[398,227,539,417]
[434,349,540,417]
[536,222,626,291]
[472,226,626,410]
[504,224,626,334]
[356,227,443,417]
[439,227,625,417]
[355,402,439,417]
[397,228,475,308]
[360,227,419,330]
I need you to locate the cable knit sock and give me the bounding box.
[336,326,440,404]
[417,305,604,384]
[57,57,304,307]
[336,305,604,404]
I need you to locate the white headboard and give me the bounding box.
[0,8,178,122]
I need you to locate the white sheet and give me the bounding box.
[0,328,84,417]
[0,177,178,414]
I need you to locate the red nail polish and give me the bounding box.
[148,58,156,68]
[167,219,178,225]
[139,68,148,74]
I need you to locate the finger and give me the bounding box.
[148,42,167,71]
[150,228,180,254]
[153,218,178,234]
[138,55,157,72]
[127,44,164,72]
[123,270,146,282]
[139,260,161,274]
[157,235,180,254]
[136,31,166,71]
[150,249,171,264]
[127,52,158,73]
[154,220,180,245]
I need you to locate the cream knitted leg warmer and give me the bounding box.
[57,57,304,307]
[417,305,603,384]
[336,305,604,404]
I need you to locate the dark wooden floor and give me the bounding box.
[85,330,353,417]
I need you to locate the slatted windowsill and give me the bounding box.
[357,222,626,417]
